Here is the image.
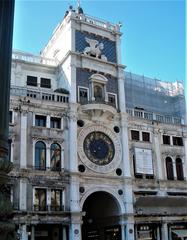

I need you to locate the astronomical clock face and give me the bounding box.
[83,131,115,166]
[78,125,121,173]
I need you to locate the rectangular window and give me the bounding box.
[27,75,37,86]
[51,189,62,211]
[131,130,140,141]
[9,111,12,123]
[34,188,46,211]
[173,136,183,146]
[35,115,46,127]
[142,132,150,142]
[79,87,88,103]
[163,135,170,145]
[50,117,61,129]
[108,94,116,107]
[40,78,51,88]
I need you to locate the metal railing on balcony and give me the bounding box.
[10,85,69,103]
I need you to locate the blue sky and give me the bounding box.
[13,0,185,85]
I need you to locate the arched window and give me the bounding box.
[35,141,46,170]
[165,157,174,180]
[50,143,61,171]
[94,85,103,102]
[176,158,184,180]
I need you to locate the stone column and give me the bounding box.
[183,132,187,180]
[117,68,131,178]
[61,149,64,169]
[116,34,121,64]
[157,226,161,240]
[46,144,51,170]
[46,115,50,128]
[32,113,35,126]
[161,222,168,240]
[120,115,131,177]
[19,179,27,210]
[62,226,67,240]
[70,176,79,212]
[70,216,82,240]
[173,160,177,180]
[61,117,64,130]
[117,70,126,113]
[153,130,163,179]
[125,221,135,240]
[68,105,81,239]
[20,225,28,240]
[124,182,133,214]
[47,188,51,211]
[20,111,27,168]
[31,225,35,240]
[69,108,78,172]
[120,223,125,240]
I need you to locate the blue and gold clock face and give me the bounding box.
[83,131,115,166]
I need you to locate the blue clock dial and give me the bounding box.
[83,131,115,165]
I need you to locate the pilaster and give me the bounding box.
[20,225,28,240]
[20,111,27,168]
[125,219,135,240]
[19,179,27,210]
[116,34,121,63]
[161,222,169,240]
[31,225,35,240]
[183,130,187,180]
[120,114,131,178]
[68,106,78,172]
[46,115,50,128]
[46,144,50,169]
[153,130,163,179]
[70,213,82,240]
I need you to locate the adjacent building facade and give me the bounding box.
[9,6,187,240]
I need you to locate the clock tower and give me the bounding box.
[41,5,134,240]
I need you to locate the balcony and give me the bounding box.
[80,99,117,119]
[33,204,64,212]
[12,50,57,66]
[10,85,69,104]
[126,108,183,125]
[34,165,62,172]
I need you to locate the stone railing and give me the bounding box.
[70,11,120,32]
[10,85,69,103]
[126,108,183,125]
[12,50,57,66]
[84,14,120,32]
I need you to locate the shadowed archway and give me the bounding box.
[82,191,122,240]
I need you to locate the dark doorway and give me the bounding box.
[82,191,121,240]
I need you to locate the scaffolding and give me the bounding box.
[124,72,185,119]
